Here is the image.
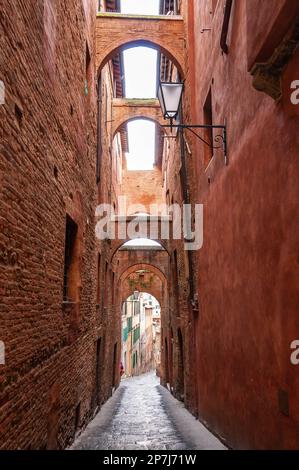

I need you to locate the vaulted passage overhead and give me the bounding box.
[95,13,185,79]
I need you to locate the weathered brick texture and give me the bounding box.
[95,13,185,78]
[1,0,298,452]
[0,0,119,449]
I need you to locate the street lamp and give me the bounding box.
[158,82,184,123]
[158,81,228,165]
[133,290,139,301]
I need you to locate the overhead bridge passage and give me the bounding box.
[96,13,185,77]
[112,99,170,137]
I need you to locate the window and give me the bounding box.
[203,87,214,168]
[104,84,108,133]
[126,119,156,170]
[133,326,140,344]
[74,403,81,432]
[63,215,78,302]
[160,0,181,15]
[15,103,23,128]
[123,325,129,342]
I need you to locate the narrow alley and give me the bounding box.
[71,372,226,451]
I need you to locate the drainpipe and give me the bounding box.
[220,0,233,54]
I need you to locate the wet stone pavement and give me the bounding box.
[71,372,226,451]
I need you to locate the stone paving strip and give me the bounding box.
[70,372,227,451]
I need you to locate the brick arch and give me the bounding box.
[121,280,164,308]
[121,291,162,305]
[96,16,185,78]
[119,263,167,284]
[119,263,168,308]
[110,238,171,262]
[122,291,163,309]
[97,39,184,80]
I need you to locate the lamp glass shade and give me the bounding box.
[158,85,166,118]
[133,290,139,300]
[158,82,184,120]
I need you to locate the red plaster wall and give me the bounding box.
[188,0,299,449]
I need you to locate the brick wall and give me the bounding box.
[0,0,121,449]
[121,169,163,214]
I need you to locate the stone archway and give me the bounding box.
[118,262,168,283]
[109,233,172,263]
[112,100,171,140]
[96,15,185,78]
[118,258,169,381]
[119,264,167,308]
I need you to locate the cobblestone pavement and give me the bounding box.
[71,372,226,451]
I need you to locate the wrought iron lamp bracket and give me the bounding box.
[162,124,228,166]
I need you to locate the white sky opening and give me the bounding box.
[123,47,158,99]
[120,0,160,15]
[121,2,160,172]
[126,120,156,170]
